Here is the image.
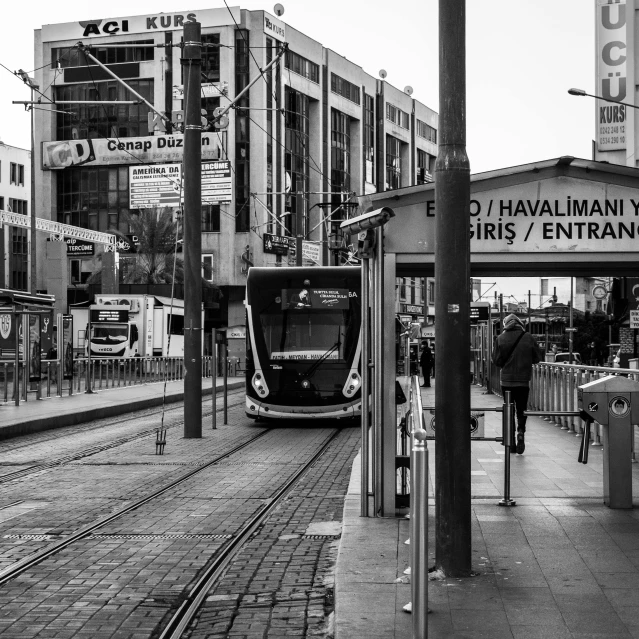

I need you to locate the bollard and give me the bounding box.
[155,428,167,455]
[410,427,429,639]
[499,390,516,507]
[578,419,592,464]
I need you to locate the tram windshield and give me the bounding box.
[261,310,348,361]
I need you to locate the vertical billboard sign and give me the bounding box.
[596,0,627,151]
[28,315,42,382]
[62,315,74,380]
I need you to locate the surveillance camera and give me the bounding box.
[339,207,395,235]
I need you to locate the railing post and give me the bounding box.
[499,390,516,507]
[411,425,429,639]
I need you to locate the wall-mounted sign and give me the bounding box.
[172,82,229,99]
[129,164,182,209]
[65,238,94,256]
[403,304,423,314]
[263,233,293,255]
[41,8,241,42]
[202,160,232,203]
[264,12,286,42]
[302,241,321,264]
[90,309,129,323]
[227,325,247,339]
[42,133,226,169]
[596,0,627,151]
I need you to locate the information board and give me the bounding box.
[129,164,182,209]
[91,309,129,323]
[201,160,232,203]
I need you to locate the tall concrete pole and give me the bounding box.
[434,0,472,577]
[182,21,202,438]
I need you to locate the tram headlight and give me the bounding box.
[342,371,361,398]
[252,371,269,397]
[301,379,311,389]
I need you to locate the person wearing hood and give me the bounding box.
[491,313,542,454]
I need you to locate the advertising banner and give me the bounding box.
[62,316,74,380]
[42,133,226,169]
[28,315,42,382]
[281,288,350,310]
[202,161,232,203]
[0,309,15,358]
[65,238,95,256]
[596,0,627,151]
[129,164,182,209]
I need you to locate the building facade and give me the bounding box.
[33,7,437,333]
[0,141,31,291]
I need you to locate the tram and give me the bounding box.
[245,266,361,419]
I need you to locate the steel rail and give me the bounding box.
[0,428,270,587]
[0,392,245,485]
[158,428,342,639]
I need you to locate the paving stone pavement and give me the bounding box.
[0,385,362,639]
[335,380,639,639]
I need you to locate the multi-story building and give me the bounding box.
[0,141,31,291]
[33,7,437,335]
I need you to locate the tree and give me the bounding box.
[86,208,219,299]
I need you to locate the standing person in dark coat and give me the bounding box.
[419,342,433,387]
[491,314,542,454]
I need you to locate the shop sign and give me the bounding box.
[42,133,226,169]
[65,238,94,256]
[264,12,286,42]
[403,304,423,314]
[263,233,293,255]
[596,0,627,151]
[227,325,246,339]
[41,8,241,41]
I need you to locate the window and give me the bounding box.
[52,41,154,68]
[416,149,434,184]
[18,164,24,186]
[235,30,251,232]
[330,73,360,105]
[363,94,375,184]
[0,197,4,210]
[428,281,435,304]
[70,259,81,284]
[11,227,28,291]
[55,80,153,140]
[416,119,437,144]
[57,166,129,232]
[201,204,220,232]
[399,278,406,300]
[202,254,214,281]
[10,163,17,185]
[386,103,409,129]
[201,33,221,82]
[284,86,310,238]
[386,135,402,190]
[9,199,28,215]
[284,50,319,83]
[331,109,351,211]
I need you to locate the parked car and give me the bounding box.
[554,352,582,364]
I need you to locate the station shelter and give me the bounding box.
[358,156,639,516]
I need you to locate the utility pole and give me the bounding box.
[182,21,202,438]
[17,70,38,294]
[434,0,471,577]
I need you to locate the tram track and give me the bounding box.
[159,427,341,639]
[0,392,246,485]
[0,427,272,588]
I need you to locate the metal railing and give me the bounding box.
[0,356,217,404]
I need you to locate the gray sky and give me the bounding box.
[0,1,595,300]
[1,0,594,172]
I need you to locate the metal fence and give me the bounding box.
[0,356,218,404]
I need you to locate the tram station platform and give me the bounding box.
[335,381,639,639]
[0,376,245,439]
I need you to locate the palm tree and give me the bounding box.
[86,208,218,299]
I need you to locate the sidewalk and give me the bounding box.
[336,381,639,639]
[0,376,244,439]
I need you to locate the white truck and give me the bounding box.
[70,294,187,358]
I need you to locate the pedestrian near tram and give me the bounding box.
[420,341,432,387]
[491,314,542,454]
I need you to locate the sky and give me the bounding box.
[0,0,596,299]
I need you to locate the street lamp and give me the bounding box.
[568,87,639,111]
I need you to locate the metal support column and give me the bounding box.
[360,258,370,516]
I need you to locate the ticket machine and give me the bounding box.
[578,375,639,509]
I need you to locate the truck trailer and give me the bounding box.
[70,294,187,358]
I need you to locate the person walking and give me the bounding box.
[491,314,542,454]
[419,342,433,387]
